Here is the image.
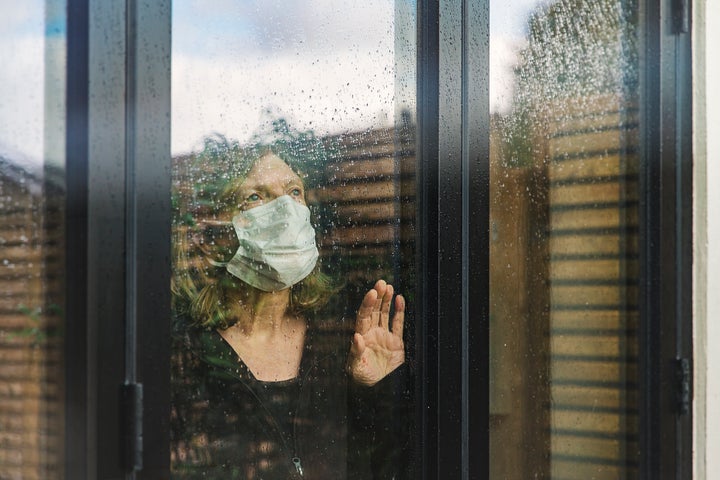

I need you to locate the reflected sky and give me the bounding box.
[0,1,47,165]
[0,0,549,160]
[172,0,550,154]
[490,0,550,114]
[172,0,413,155]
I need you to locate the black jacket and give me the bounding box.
[170,315,410,479]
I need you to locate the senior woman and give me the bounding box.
[171,142,410,479]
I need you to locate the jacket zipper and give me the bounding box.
[200,329,327,478]
[290,357,317,478]
[200,354,301,478]
[292,456,304,477]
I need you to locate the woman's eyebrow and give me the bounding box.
[237,174,303,192]
[236,179,262,191]
[284,178,303,187]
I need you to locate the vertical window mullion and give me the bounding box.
[464,0,490,478]
[132,0,171,477]
[416,0,489,478]
[416,0,441,476]
[87,0,128,477]
[65,1,171,478]
[65,0,90,477]
[437,0,464,477]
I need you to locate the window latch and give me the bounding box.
[122,382,144,471]
[675,358,691,416]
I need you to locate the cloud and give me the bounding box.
[171,0,538,151]
[490,36,527,114]
[0,2,54,166]
[1,0,535,166]
[174,0,395,58]
[171,0,400,154]
[0,2,43,38]
[2,1,405,159]
[0,34,45,164]
[172,47,397,154]
[490,0,549,36]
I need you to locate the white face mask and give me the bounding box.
[226,195,319,292]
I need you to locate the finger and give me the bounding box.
[355,288,378,335]
[391,294,405,340]
[379,283,393,329]
[372,279,387,309]
[349,332,366,359]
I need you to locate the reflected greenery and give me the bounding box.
[501,0,638,167]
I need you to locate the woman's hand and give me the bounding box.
[347,280,405,387]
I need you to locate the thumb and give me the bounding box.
[349,332,366,359]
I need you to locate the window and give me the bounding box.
[0,0,694,478]
[170,4,417,477]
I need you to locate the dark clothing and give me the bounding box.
[254,377,300,450]
[170,315,409,479]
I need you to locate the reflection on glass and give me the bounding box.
[0,2,66,479]
[490,0,639,478]
[170,2,416,478]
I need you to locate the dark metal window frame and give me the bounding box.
[415,0,488,478]
[62,0,692,478]
[65,1,171,478]
[639,0,694,478]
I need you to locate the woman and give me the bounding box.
[171,146,410,479]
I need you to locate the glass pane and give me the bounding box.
[490,0,639,478]
[170,2,416,478]
[0,1,66,479]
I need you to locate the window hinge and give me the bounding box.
[675,358,691,416]
[122,382,144,472]
[673,0,689,34]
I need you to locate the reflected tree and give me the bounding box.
[500,0,638,167]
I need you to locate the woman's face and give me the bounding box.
[237,152,306,211]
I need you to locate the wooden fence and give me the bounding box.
[489,93,640,480]
[544,94,640,479]
[0,160,64,480]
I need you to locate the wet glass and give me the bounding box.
[170,1,416,478]
[489,0,639,478]
[0,1,66,479]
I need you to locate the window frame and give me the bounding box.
[639,0,694,478]
[64,1,171,478]
[61,0,693,478]
[415,0,488,477]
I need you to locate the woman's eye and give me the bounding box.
[247,193,260,202]
[290,188,302,197]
